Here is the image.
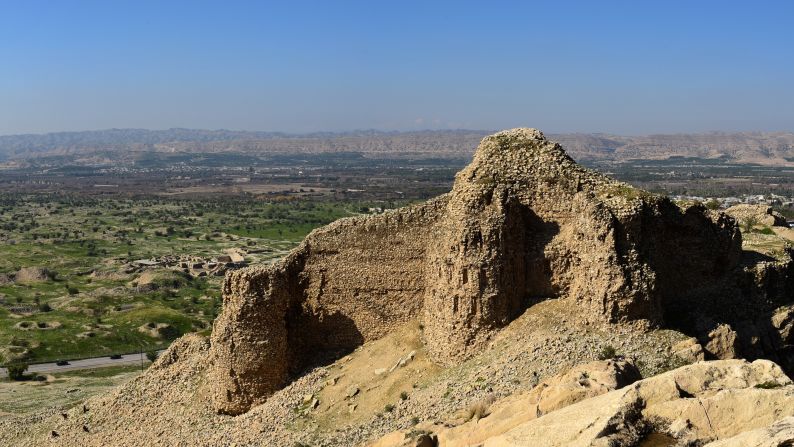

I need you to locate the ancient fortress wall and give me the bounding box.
[210,198,445,414]
[209,128,745,415]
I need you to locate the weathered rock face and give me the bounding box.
[482,359,794,447]
[209,128,744,414]
[372,359,794,447]
[725,203,787,228]
[372,359,642,447]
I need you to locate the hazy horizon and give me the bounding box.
[2,0,793,136]
[4,126,794,139]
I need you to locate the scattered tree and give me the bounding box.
[7,363,28,381]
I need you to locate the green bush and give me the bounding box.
[742,216,759,233]
[598,345,618,360]
[157,325,181,340]
[7,363,28,381]
[146,351,159,362]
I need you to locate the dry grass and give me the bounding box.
[463,394,497,422]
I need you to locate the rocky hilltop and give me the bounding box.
[2,128,794,446]
[208,128,759,415]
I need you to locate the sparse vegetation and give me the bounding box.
[742,216,759,233]
[655,354,692,375]
[755,226,775,235]
[6,363,28,381]
[145,351,158,362]
[598,345,618,360]
[463,394,496,422]
[704,199,721,210]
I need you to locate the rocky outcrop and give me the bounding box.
[14,266,54,283]
[706,417,794,446]
[725,204,787,228]
[482,360,792,446]
[672,337,705,363]
[371,359,642,447]
[209,128,748,415]
[373,359,794,447]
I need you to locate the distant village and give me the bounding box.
[130,251,247,278]
[672,193,794,226]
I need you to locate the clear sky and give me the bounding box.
[1,0,792,135]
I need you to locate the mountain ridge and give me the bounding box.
[2,128,794,165]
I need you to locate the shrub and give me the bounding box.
[464,395,496,422]
[7,363,28,381]
[157,325,181,340]
[39,302,52,312]
[742,216,759,233]
[400,391,408,400]
[146,351,159,362]
[656,354,691,374]
[598,345,618,360]
[755,381,783,389]
[384,404,395,412]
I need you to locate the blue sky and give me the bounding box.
[1,0,792,135]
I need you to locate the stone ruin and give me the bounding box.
[208,128,794,415]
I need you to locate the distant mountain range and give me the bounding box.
[2,128,794,165]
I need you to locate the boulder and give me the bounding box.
[772,305,794,345]
[672,337,705,363]
[703,323,740,359]
[484,359,793,446]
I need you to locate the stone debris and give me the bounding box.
[346,385,360,398]
[672,337,705,363]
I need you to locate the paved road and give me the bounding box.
[0,351,164,378]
